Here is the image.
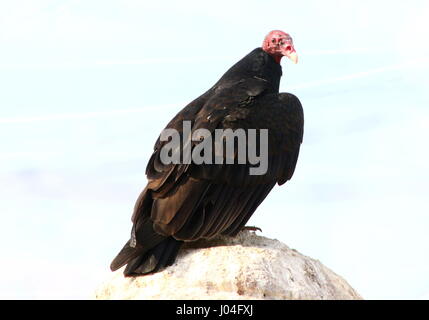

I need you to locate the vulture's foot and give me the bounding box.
[241,226,262,233]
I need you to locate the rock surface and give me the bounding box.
[95,231,362,300]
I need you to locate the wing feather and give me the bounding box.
[134,83,303,244]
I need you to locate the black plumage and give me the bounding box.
[110,45,304,276]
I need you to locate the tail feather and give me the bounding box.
[110,240,141,272]
[124,237,183,276]
[110,236,183,276]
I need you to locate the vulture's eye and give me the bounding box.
[271,38,276,43]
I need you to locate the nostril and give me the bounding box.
[285,45,292,51]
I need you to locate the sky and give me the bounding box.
[0,0,428,299]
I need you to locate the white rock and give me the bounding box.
[95,231,362,300]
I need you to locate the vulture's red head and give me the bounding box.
[262,30,298,64]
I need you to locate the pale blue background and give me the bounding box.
[1,0,428,299]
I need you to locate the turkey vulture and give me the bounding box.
[110,30,304,276]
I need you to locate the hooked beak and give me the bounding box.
[282,43,298,64]
[286,50,298,64]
